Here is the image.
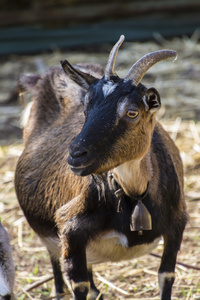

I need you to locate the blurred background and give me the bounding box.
[0,0,200,299]
[0,0,200,55]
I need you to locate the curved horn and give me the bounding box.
[104,35,125,80]
[124,50,177,86]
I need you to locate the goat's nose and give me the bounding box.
[70,148,88,159]
[69,142,90,159]
[68,142,93,169]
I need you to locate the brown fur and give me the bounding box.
[15,64,103,236]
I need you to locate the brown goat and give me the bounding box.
[15,36,187,300]
[0,222,15,299]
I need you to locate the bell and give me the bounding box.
[130,200,152,235]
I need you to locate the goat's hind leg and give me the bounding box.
[41,237,66,299]
[87,266,103,300]
[49,253,66,299]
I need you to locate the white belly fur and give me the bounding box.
[86,231,160,265]
[40,232,160,265]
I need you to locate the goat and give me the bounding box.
[15,35,187,300]
[0,222,15,299]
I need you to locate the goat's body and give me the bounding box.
[16,83,185,240]
[15,47,187,300]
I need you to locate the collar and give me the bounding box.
[108,173,152,235]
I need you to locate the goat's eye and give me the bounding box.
[126,110,139,119]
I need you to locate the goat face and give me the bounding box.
[61,36,176,176]
[68,77,160,176]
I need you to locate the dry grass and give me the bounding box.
[0,35,200,299]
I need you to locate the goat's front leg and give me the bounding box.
[158,232,184,300]
[56,197,98,300]
[61,232,89,300]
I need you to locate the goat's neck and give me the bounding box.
[112,152,152,197]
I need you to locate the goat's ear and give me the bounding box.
[18,74,41,93]
[61,60,98,91]
[143,88,161,113]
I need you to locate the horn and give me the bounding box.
[104,35,125,80]
[124,50,177,86]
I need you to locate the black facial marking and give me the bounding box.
[68,78,148,176]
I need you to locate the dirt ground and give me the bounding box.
[0,35,200,299]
